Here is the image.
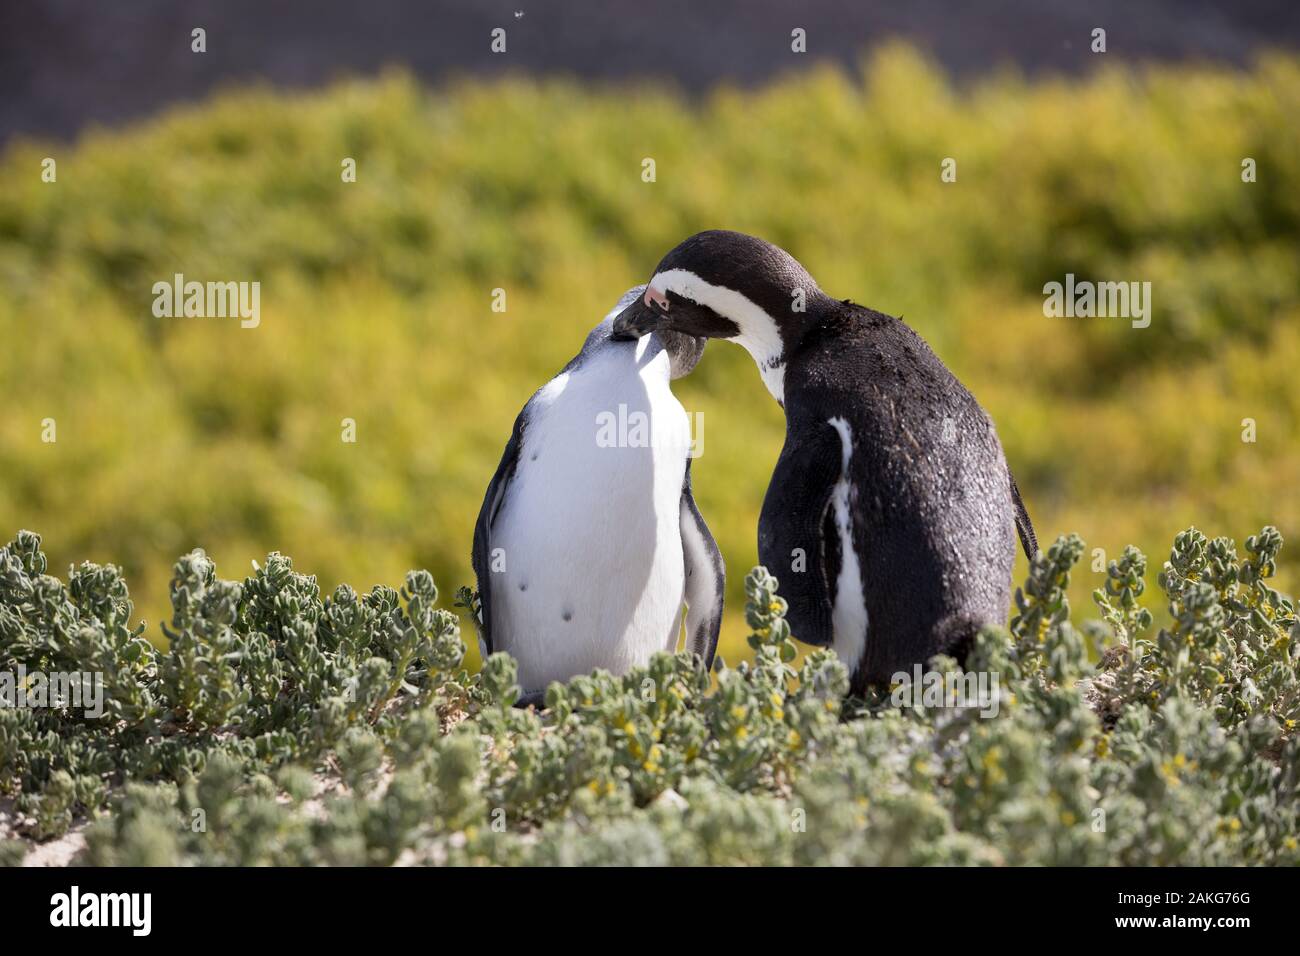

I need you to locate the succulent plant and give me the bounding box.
[1,526,1296,866]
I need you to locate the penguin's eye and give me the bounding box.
[645,287,671,313]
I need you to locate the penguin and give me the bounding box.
[611,230,1037,694]
[472,286,724,707]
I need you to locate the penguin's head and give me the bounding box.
[595,286,705,380]
[611,231,824,364]
[655,328,706,380]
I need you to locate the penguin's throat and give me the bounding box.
[730,333,786,404]
[719,308,785,403]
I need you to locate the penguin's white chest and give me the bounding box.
[489,347,691,692]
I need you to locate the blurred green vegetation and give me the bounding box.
[1,46,1297,668]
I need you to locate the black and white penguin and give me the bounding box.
[473,286,724,706]
[612,230,1037,693]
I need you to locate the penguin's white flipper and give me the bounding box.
[678,459,724,668]
[471,412,525,658]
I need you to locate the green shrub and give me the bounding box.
[4,51,1299,663]
[1,525,1296,865]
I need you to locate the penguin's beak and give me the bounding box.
[611,299,662,341]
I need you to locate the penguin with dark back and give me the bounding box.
[612,230,1037,694]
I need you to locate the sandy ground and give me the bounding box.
[19,827,87,867]
[1,796,87,866]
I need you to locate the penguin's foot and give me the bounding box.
[513,689,547,710]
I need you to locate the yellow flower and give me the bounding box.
[642,747,662,772]
[980,748,1004,784]
[1160,758,1185,785]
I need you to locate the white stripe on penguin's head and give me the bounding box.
[650,268,787,402]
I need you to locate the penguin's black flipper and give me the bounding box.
[679,458,725,669]
[471,413,526,656]
[1008,469,1038,561]
[758,422,842,648]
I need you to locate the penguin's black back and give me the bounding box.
[768,302,1017,687]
